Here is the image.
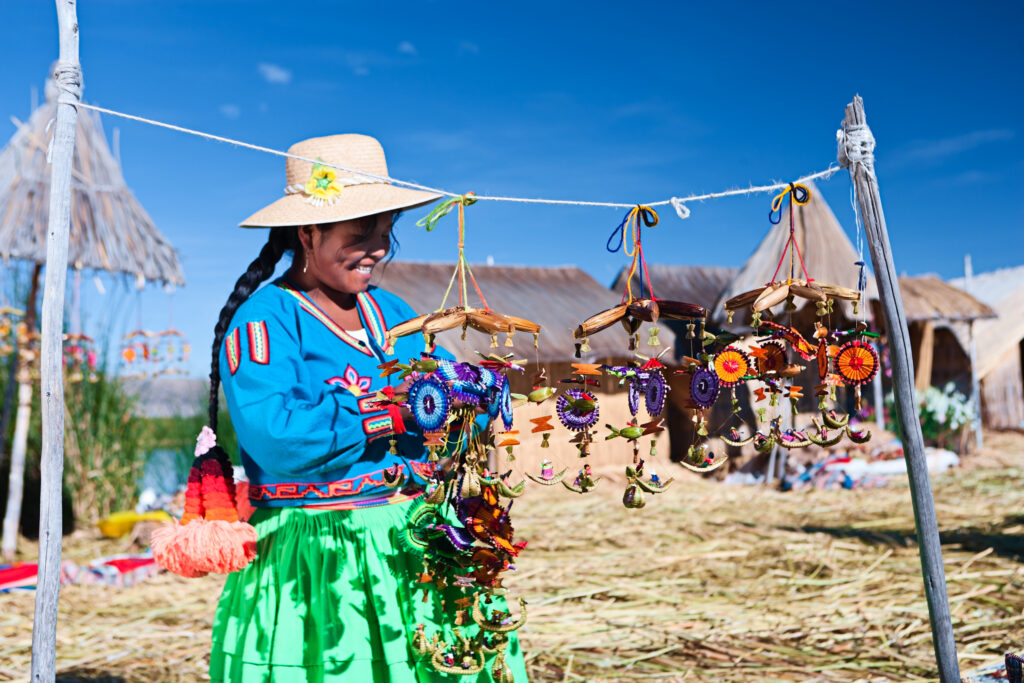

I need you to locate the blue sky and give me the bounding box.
[2,0,1022,378]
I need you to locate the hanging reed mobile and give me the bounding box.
[382,194,540,682]
[716,184,876,454]
[566,205,707,505]
[384,194,541,353]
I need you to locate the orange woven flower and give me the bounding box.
[713,347,749,387]
[835,340,879,385]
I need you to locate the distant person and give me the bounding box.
[156,135,528,682]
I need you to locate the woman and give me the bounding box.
[198,135,528,682]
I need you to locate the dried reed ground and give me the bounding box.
[2,431,1023,682]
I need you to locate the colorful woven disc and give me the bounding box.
[714,347,749,387]
[756,341,786,376]
[644,369,667,416]
[835,340,879,386]
[499,379,513,431]
[556,388,599,431]
[408,377,451,432]
[689,366,720,409]
[486,375,506,419]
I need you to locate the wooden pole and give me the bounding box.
[2,265,42,561]
[838,96,960,681]
[1,376,33,561]
[31,2,80,680]
[915,321,935,392]
[963,254,984,452]
[872,343,885,433]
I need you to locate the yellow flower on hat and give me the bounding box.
[303,160,343,205]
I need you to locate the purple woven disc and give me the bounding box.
[689,367,720,409]
[627,379,641,416]
[644,370,667,416]
[556,388,599,431]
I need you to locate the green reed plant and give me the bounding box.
[62,358,154,523]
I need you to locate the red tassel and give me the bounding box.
[153,431,259,578]
[152,519,257,576]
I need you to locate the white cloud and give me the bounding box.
[397,41,417,56]
[458,41,479,55]
[345,53,373,76]
[257,62,292,84]
[218,104,241,119]
[890,128,1014,166]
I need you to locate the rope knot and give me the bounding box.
[669,197,691,220]
[52,60,83,103]
[837,124,875,174]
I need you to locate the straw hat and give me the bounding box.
[239,134,441,228]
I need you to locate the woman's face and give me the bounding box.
[299,213,392,296]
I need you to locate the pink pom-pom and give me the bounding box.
[191,519,258,573]
[195,426,218,457]
[151,523,209,578]
[151,519,257,577]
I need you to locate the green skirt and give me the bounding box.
[210,500,529,682]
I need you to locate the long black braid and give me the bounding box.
[208,227,298,430]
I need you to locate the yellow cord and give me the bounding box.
[770,183,810,214]
[622,205,658,302]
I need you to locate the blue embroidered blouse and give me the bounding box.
[219,279,452,508]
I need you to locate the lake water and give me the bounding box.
[139,448,188,496]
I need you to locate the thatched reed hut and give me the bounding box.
[1,70,185,560]
[888,277,995,394]
[372,261,678,476]
[951,265,1024,429]
[0,71,184,285]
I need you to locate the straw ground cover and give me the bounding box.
[2,431,1022,682]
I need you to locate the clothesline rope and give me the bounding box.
[72,101,843,214]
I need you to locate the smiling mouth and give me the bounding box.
[355,265,374,275]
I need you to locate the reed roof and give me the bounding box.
[0,74,185,286]
[896,276,995,324]
[950,265,1024,378]
[372,261,676,363]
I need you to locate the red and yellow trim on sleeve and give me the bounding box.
[225,328,242,375]
[357,394,384,414]
[246,321,270,365]
[356,291,388,351]
[362,413,395,441]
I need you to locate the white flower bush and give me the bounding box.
[885,383,975,450]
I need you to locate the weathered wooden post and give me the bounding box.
[963,254,984,452]
[31,1,80,680]
[3,265,41,561]
[838,96,960,681]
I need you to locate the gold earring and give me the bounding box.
[303,250,310,274]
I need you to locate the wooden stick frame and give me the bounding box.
[31,1,80,679]
[839,95,960,681]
